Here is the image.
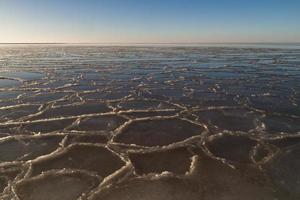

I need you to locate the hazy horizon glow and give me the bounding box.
[1,0,300,43]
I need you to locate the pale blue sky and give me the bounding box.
[0,0,299,43]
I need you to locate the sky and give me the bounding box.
[0,0,300,43]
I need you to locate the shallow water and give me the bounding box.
[0,45,300,200]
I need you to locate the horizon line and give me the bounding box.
[1,42,300,45]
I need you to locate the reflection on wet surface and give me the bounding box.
[0,45,300,199]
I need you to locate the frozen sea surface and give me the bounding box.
[0,45,300,200]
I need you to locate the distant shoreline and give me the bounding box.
[1,43,300,49]
[1,42,300,45]
[0,43,66,45]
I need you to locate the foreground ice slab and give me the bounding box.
[264,144,300,199]
[114,118,205,146]
[89,176,200,200]
[15,170,100,200]
[29,144,125,178]
[129,147,193,175]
